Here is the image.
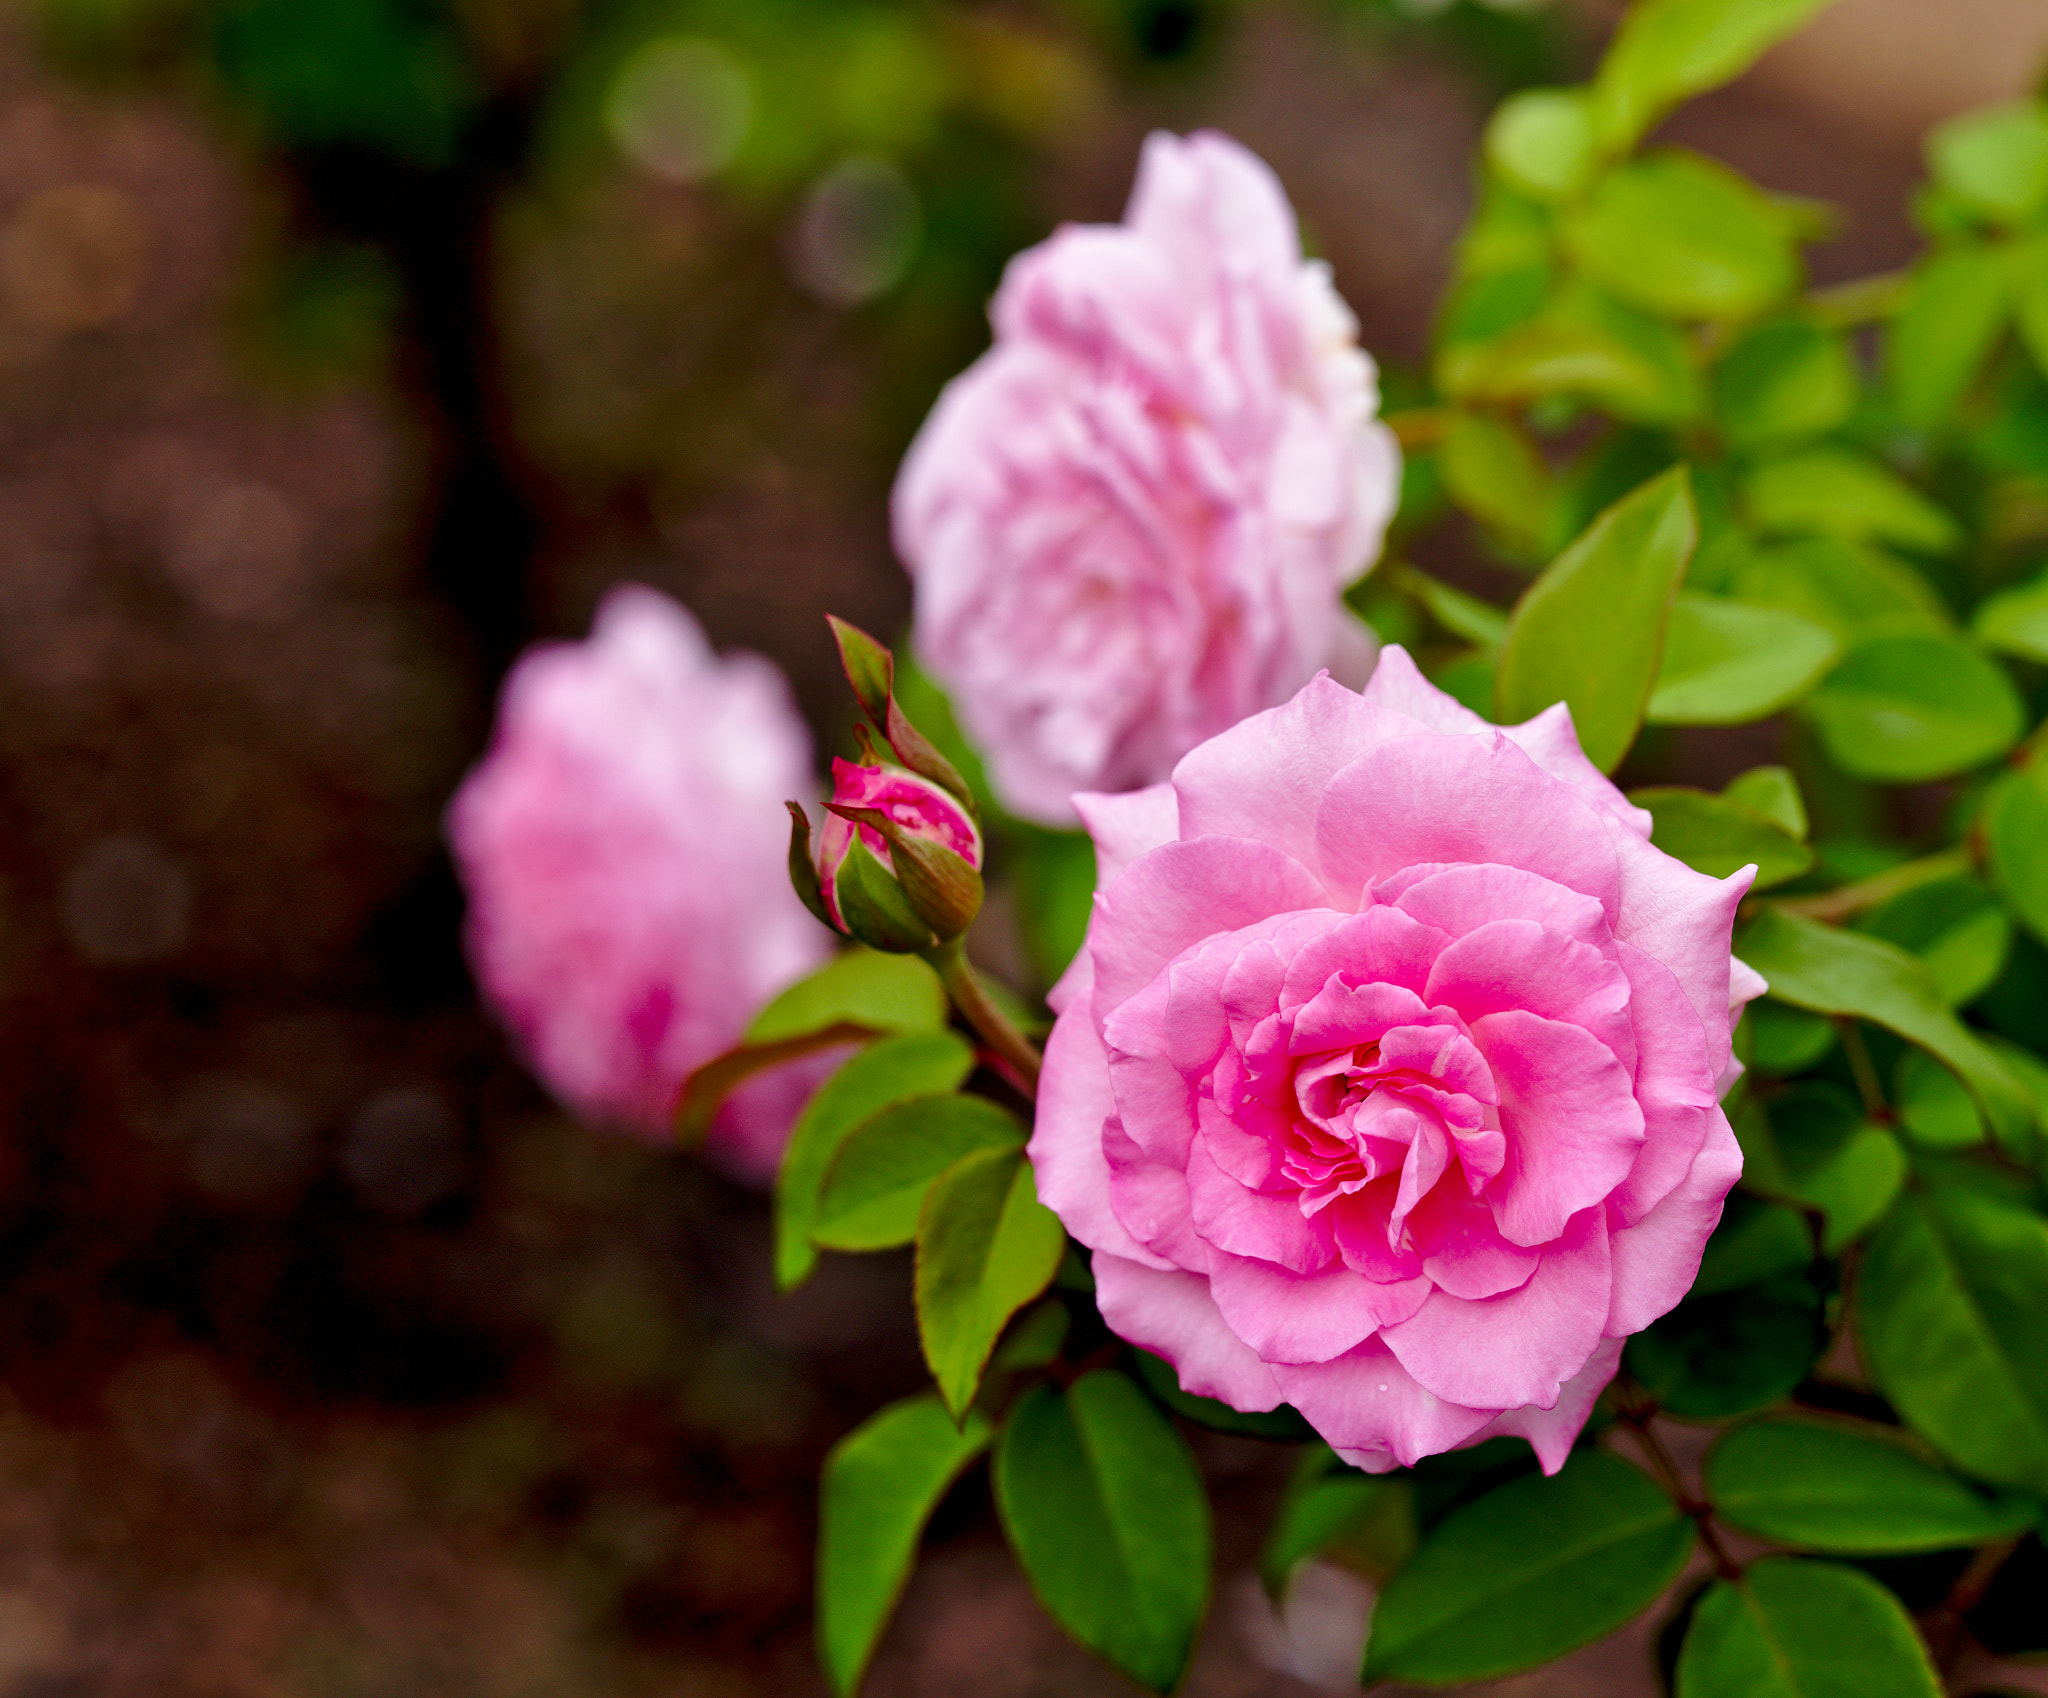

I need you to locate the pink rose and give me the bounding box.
[893,129,1401,825]
[1030,650,1766,1472]
[815,757,984,934]
[447,586,832,1183]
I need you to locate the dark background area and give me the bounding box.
[0,1,2040,1691]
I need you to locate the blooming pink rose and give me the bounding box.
[893,129,1401,826]
[815,757,984,933]
[1030,649,1767,1472]
[447,586,833,1183]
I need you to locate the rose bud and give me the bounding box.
[807,757,985,951]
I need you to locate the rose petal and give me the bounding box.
[1274,1337,1495,1469]
[1608,941,1720,1225]
[1075,782,1182,887]
[1502,703,1654,838]
[1409,1183,1541,1301]
[1466,1337,1624,1475]
[1187,1136,1334,1273]
[1093,1254,1286,1412]
[1389,862,1610,951]
[1358,644,1489,735]
[1209,1252,1429,1364]
[1606,1115,1742,1337]
[1425,919,1636,1074]
[1612,832,1755,1088]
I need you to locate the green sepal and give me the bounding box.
[834,837,936,954]
[829,803,984,942]
[787,802,833,929]
[826,615,978,816]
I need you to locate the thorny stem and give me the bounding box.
[1611,1389,1742,1582]
[1763,847,1975,925]
[1925,1535,2021,1677]
[925,934,1042,1098]
[1835,1018,1893,1123]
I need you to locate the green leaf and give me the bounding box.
[1590,0,1840,154]
[1261,1455,1414,1597]
[1437,412,1557,555]
[1754,1085,1905,1252]
[1694,1192,1812,1297]
[815,1094,1026,1252]
[1496,466,1697,773]
[1439,289,1699,424]
[915,1145,1065,1420]
[1858,877,2013,1008]
[774,1032,974,1288]
[1627,1270,1828,1418]
[1985,766,2048,946]
[1736,910,2034,1147]
[1708,1419,2034,1553]
[1805,632,2024,782]
[1983,1034,2048,1163]
[1973,563,2048,662]
[1646,594,1839,725]
[1129,1350,1318,1441]
[747,949,946,1044]
[1743,449,1962,555]
[1723,765,1808,838]
[1896,1049,1985,1146]
[994,1373,1212,1693]
[1733,537,1953,643]
[1010,828,1095,986]
[1712,318,1855,449]
[1860,1182,2048,1493]
[1928,100,2048,225]
[1485,88,1595,203]
[818,1394,993,1696]
[1362,1449,1694,1684]
[1563,151,1800,322]
[1675,1558,1942,1698]
[1392,564,1511,650]
[1887,241,2011,429]
[989,1298,1068,1372]
[1630,786,1813,888]
[1744,999,1836,1074]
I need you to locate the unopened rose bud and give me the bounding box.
[815,758,984,948]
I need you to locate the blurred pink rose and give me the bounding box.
[447,586,833,1183]
[893,128,1400,826]
[1031,650,1766,1472]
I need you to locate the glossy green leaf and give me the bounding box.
[1928,100,2048,224]
[1627,1270,1828,1418]
[1745,1086,1904,1253]
[1888,242,2010,428]
[1983,1034,2048,1163]
[994,1373,1212,1693]
[915,1144,1065,1419]
[1713,319,1855,449]
[1745,999,1836,1074]
[819,1393,993,1697]
[1733,537,1953,643]
[1723,765,1808,838]
[1438,412,1556,554]
[1893,1048,1984,1149]
[1736,910,2033,1147]
[815,1093,1025,1252]
[1805,633,2023,781]
[1646,594,1839,725]
[1590,0,1839,154]
[1439,289,1699,423]
[1858,877,2013,1007]
[1630,786,1813,888]
[1362,1450,1694,1684]
[775,1032,974,1288]
[1496,466,1696,772]
[1743,449,1962,555]
[1985,766,2048,946]
[1708,1419,2034,1553]
[1393,565,1510,650]
[1693,1192,1812,1297]
[1485,88,1595,203]
[1973,564,2048,663]
[1563,151,1799,322]
[1129,1350,1317,1441]
[1675,1559,1941,1698]
[1860,1182,2048,1493]
[1261,1455,1414,1596]
[747,949,946,1044]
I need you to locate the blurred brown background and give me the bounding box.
[0,1,2042,1693]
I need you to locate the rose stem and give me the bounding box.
[924,934,1042,1098]
[1833,1018,1892,1124]
[1764,846,1973,925]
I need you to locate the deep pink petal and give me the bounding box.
[1409,1183,1540,1301]
[1330,1181,1425,1281]
[1209,1254,1428,1364]
[1501,703,1654,839]
[1611,831,1755,1089]
[1170,676,1414,895]
[1105,1117,1207,1267]
[1288,979,1437,1055]
[1606,1115,1742,1337]
[1315,733,1622,917]
[1090,837,1328,1012]
[1608,941,1720,1224]
[1381,1208,1612,1411]
[1274,1337,1495,1469]
[1187,1137,1333,1273]
[1465,1337,1624,1474]
[1092,1254,1285,1412]
[1278,905,1447,1009]
[1389,862,1610,950]
[1425,920,1636,1074]
[1470,1009,1644,1247]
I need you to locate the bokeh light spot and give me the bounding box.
[165,480,308,623]
[604,37,753,183]
[790,155,921,306]
[343,1087,463,1216]
[0,183,147,332]
[62,834,191,965]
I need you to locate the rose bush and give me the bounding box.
[447,585,831,1182]
[1031,649,1765,1472]
[892,128,1401,826]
